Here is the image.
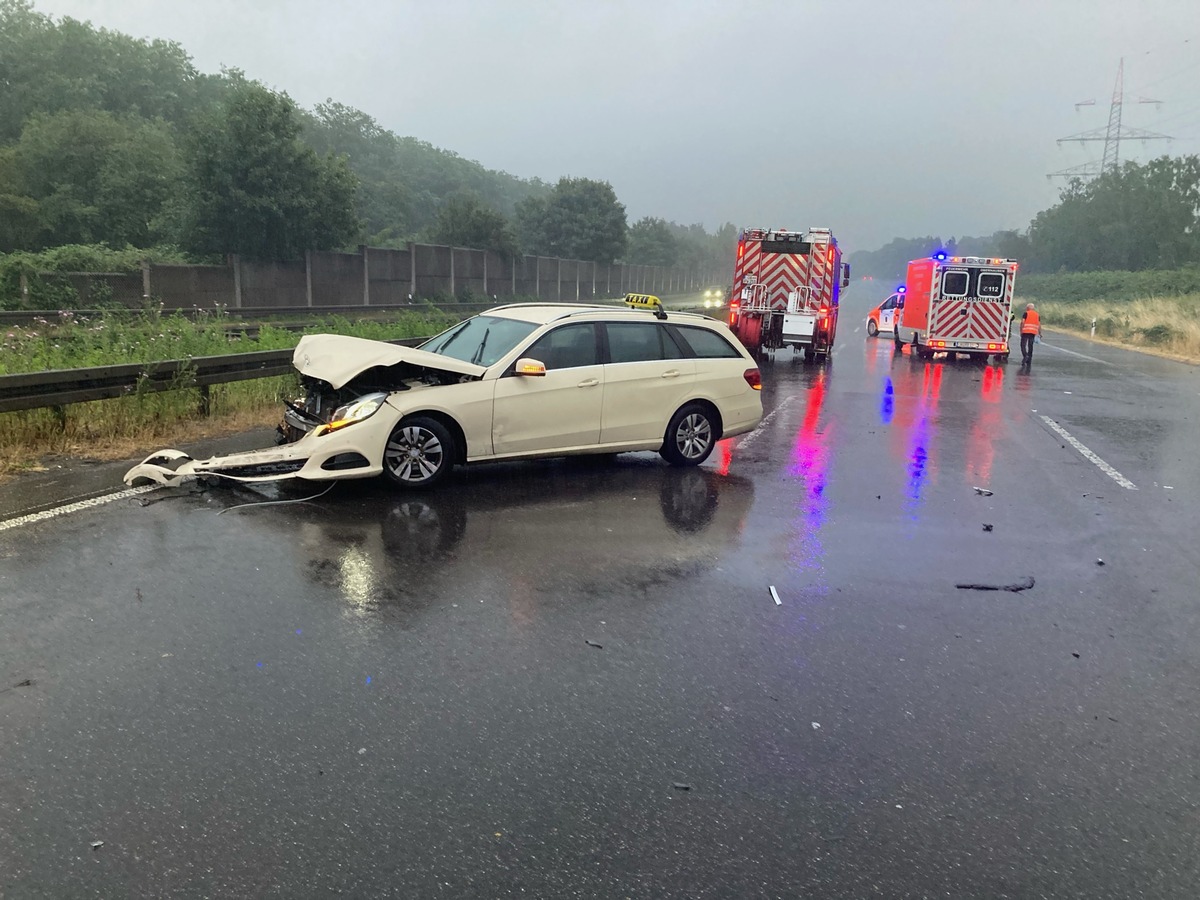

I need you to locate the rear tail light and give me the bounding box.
[987,343,998,351]
[743,368,762,391]
[934,341,946,348]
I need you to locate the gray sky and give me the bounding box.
[30,0,1200,251]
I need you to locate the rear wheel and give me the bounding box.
[660,403,718,467]
[383,416,456,489]
[893,329,904,352]
[867,319,879,337]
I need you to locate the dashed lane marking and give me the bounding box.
[1039,415,1137,490]
[0,485,159,533]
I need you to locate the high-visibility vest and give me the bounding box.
[1021,309,1041,335]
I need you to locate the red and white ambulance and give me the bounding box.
[893,253,1018,363]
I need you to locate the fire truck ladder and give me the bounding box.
[787,286,813,313]
[743,282,771,312]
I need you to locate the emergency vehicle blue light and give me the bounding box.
[933,252,947,261]
[897,285,906,294]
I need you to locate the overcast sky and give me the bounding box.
[29,0,1200,251]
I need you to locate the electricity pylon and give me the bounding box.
[1047,58,1171,181]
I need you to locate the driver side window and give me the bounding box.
[523,324,598,370]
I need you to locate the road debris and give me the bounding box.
[811,722,821,730]
[769,586,782,606]
[90,841,104,850]
[955,576,1035,593]
[672,782,692,791]
[982,523,993,532]
[1096,558,1105,566]
[1072,653,1081,658]
[973,487,994,496]
[585,640,604,649]
[0,678,35,694]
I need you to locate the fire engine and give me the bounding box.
[893,252,1018,363]
[728,227,850,362]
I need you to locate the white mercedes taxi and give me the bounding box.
[126,303,764,490]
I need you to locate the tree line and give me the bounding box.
[0,0,733,273]
[849,155,1200,282]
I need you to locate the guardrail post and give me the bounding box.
[1091,317,1097,337]
[450,247,456,298]
[141,260,151,305]
[19,272,29,304]
[198,384,211,417]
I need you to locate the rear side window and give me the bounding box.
[978,272,1005,298]
[523,323,598,370]
[671,325,742,359]
[605,323,685,363]
[942,270,969,297]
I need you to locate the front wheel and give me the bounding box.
[867,319,879,337]
[383,416,456,489]
[660,403,718,467]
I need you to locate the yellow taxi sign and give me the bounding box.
[624,292,662,310]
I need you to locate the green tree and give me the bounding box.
[516,177,626,263]
[181,79,360,259]
[0,0,204,142]
[0,109,183,250]
[625,217,678,266]
[426,194,520,259]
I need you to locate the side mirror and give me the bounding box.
[896,297,905,309]
[841,263,851,288]
[514,357,547,376]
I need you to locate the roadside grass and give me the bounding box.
[0,308,458,479]
[1026,294,1200,364]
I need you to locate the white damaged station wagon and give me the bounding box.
[125,303,764,490]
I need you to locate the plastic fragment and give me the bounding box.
[769,586,781,606]
[955,576,1035,592]
[811,722,821,730]
[672,782,692,791]
[91,841,104,850]
[585,640,603,649]
[973,487,994,496]
[1097,558,1105,566]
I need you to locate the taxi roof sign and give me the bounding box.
[624,293,667,319]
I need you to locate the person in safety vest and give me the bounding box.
[1020,303,1042,365]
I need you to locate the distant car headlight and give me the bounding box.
[704,299,713,308]
[320,392,390,435]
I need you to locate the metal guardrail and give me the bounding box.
[0,338,425,414]
[0,298,712,415]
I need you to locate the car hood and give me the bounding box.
[292,334,487,389]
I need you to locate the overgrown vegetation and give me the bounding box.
[0,307,458,476]
[1033,295,1200,361]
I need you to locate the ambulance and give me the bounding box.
[728,227,850,361]
[893,253,1018,363]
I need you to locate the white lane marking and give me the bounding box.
[853,326,861,333]
[1039,415,1137,490]
[0,485,159,533]
[1039,342,1112,366]
[737,394,798,451]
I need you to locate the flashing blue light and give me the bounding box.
[897,285,907,294]
[933,252,948,261]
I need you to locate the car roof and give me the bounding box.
[482,303,723,327]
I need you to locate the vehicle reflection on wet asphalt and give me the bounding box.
[3,294,1200,897]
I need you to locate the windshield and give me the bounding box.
[418,315,540,368]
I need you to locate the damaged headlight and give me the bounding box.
[317,392,390,436]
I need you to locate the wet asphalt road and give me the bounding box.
[3,291,1200,898]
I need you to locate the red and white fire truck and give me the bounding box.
[893,253,1018,363]
[728,227,850,361]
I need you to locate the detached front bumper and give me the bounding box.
[124,422,389,487]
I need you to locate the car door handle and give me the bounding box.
[577,378,599,388]
[660,370,681,378]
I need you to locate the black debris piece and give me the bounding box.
[672,782,692,791]
[585,640,603,649]
[955,576,1036,593]
[973,487,994,496]
[982,523,994,532]
[1072,652,1081,658]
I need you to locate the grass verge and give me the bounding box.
[1025,294,1200,364]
